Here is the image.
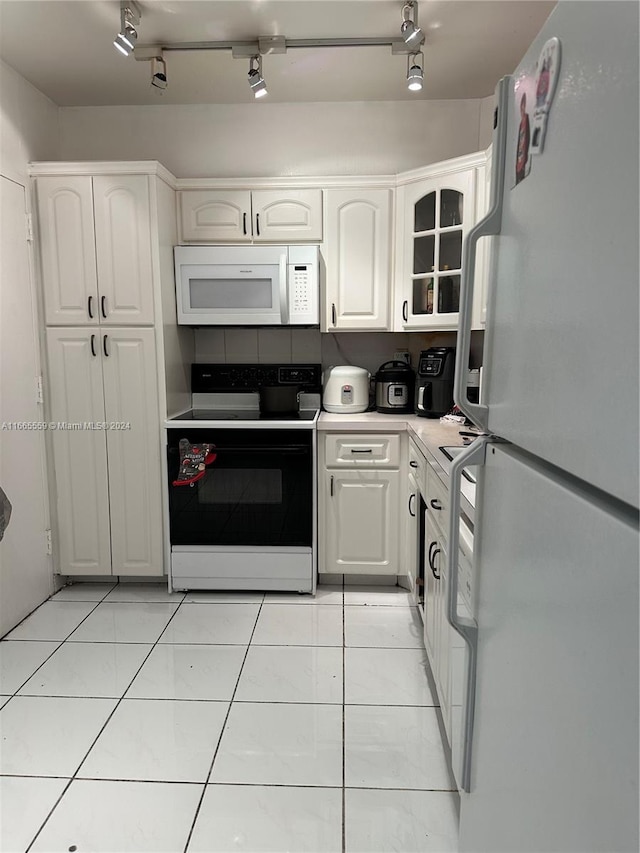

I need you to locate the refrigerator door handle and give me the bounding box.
[446,435,490,793]
[454,75,511,431]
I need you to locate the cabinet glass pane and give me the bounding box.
[440,190,463,227]
[413,235,435,275]
[412,278,434,315]
[439,230,462,271]
[414,192,436,232]
[438,274,460,314]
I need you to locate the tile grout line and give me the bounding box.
[0,586,119,699]
[23,592,188,853]
[181,594,266,853]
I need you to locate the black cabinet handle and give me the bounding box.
[331,303,336,326]
[256,213,260,236]
[430,498,442,511]
[330,475,334,497]
[90,334,97,357]
[409,493,416,517]
[428,541,441,580]
[410,460,418,468]
[351,448,372,454]
[103,334,109,357]
[243,212,247,235]
[402,300,408,322]
[101,296,107,318]
[88,296,94,319]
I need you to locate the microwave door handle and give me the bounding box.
[279,253,289,324]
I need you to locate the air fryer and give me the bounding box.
[415,347,456,418]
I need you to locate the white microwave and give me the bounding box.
[174,245,319,326]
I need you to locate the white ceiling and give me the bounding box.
[0,0,555,106]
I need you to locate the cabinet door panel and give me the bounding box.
[45,329,111,575]
[325,471,399,574]
[324,189,391,330]
[102,329,163,576]
[37,177,98,326]
[93,175,154,325]
[179,190,251,242]
[252,189,322,242]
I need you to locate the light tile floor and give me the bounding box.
[0,583,459,853]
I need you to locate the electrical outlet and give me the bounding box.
[394,350,411,365]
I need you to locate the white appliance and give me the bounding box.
[174,244,319,326]
[322,365,370,413]
[448,3,639,851]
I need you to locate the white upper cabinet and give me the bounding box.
[323,188,392,331]
[37,176,99,326]
[37,175,154,326]
[395,166,476,331]
[179,190,252,242]
[93,176,155,326]
[178,188,322,243]
[251,189,322,242]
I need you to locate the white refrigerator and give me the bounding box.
[449,2,639,851]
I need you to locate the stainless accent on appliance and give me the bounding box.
[174,245,319,326]
[374,360,415,414]
[415,347,455,418]
[166,363,321,593]
[322,365,370,414]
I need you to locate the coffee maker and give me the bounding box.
[414,347,456,418]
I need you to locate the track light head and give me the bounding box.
[114,2,141,57]
[151,55,168,90]
[401,2,423,46]
[407,52,424,91]
[248,55,268,98]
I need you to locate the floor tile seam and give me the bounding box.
[51,582,118,605]
[23,596,189,852]
[0,640,66,698]
[3,596,106,645]
[13,693,237,703]
[182,597,265,853]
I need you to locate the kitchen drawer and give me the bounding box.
[325,433,400,468]
[408,438,427,494]
[426,462,449,537]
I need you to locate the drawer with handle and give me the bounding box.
[408,438,427,495]
[324,433,400,468]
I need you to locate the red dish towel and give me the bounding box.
[173,438,217,487]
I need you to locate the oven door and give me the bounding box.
[167,428,312,548]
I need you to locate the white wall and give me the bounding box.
[59,99,485,178]
[0,59,60,634]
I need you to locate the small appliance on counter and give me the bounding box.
[374,360,415,414]
[322,365,370,413]
[415,347,456,418]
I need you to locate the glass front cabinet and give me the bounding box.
[395,156,485,331]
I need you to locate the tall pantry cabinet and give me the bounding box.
[33,163,185,578]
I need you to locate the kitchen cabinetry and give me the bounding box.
[323,188,392,331]
[320,433,400,576]
[36,175,154,326]
[178,188,323,243]
[394,153,487,331]
[33,161,184,580]
[46,328,163,576]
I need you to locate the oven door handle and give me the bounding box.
[279,253,289,325]
[168,444,310,455]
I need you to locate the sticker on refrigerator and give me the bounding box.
[513,76,534,186]
[530,37,561,155]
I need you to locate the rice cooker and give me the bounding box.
[322,365,370,413]
[374,360,415,414]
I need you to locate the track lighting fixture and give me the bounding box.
[247,55,268,99]
[407,51,424,91]
[401,1,423,46]
[151,55,168,90]
[114,1,141,57]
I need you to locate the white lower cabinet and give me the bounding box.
[320,433,400,576]
[46,327,163,577]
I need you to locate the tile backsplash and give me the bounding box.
[194,328,484,374]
